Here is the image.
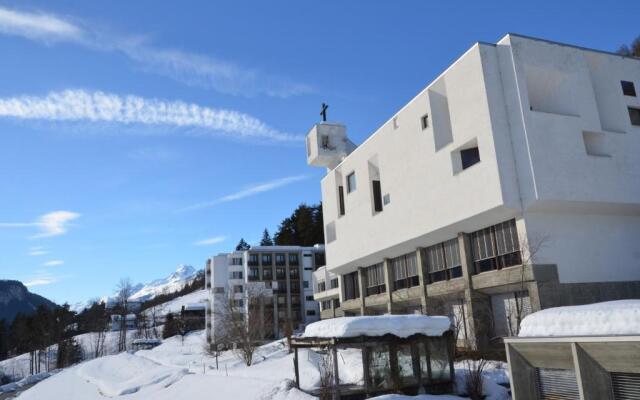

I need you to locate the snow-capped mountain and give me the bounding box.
[71,265,199,312]
[128,265,197,302]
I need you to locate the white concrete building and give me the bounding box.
[205,245,325,344]
[306,33,640,349]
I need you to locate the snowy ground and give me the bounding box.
[143,289,208,317]
[12,330,510,400]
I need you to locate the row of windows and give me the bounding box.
[248,266,300,281]
[338,219,522,299]
[320,298,341,311]
[247,253,301,266]
[229,271,243,280]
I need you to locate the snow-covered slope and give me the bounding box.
[16,330,511,400]
[73,265,199,311]
[129,265,198,302]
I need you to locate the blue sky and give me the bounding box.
[0,0,638,305]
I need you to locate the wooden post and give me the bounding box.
[293,347,300,389]
[389,342,400,392]
[447,332,455,385]
[423,339,432,382]
[361,340,371,397]
[410,342,423,392]
[332,345,340,400]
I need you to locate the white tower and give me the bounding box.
[306,122,357,170]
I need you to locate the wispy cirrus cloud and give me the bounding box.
[180,175,308,212]
[28,246,49,256]
[0,210,80,239]
[0,89,301,142]
[43,260,64,267]
[0,7,83,42]
[23,269,66,287]
[0,6,311,98]
[193,236,226,246]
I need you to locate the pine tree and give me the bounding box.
[0,319,7,361]
[260,229,274,246]
[235,238,251,251]
[163,313,179,339]
[618,36,640,57]
[274,203,324,246]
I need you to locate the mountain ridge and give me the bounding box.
[0,280,58,322]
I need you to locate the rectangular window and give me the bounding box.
[306,310,317,316]
[365,263,386,296]
[229,271,243,279]
[248,254,259,266]
[347,172,357,193]
[248,267,259,281]
[343,271,360,300]
[288,253,299,266]
[261,254,272,266]
[233,285,243,293]
[330,278,339,289]
[303,280,309,288]
[232,299,244,308]
[321,300,331,310]
[314,252,326,267]
[231,257,243,266]
[372,180,383,212]
[391,253,419,290]
[289,267,299,280]
[421,114,429,130]
[317,281,326,292]
[471,219,522,273]
[275,254,286,266]
[321,135,330,149]
[262,268,273,281]
[276,267,286,280]
[461,147,481,170]
[332,298,340,309]
[338,186,345,215]
[629,107,640,126]
[622,80,637,97]
[306,295,314,301]
[425,238,461,283]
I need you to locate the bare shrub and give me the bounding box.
[464,358,488,400]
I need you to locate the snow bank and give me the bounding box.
[303,315,451,338]
[76,353,188,396]
[519,300,640,337]
[0,371,56,393]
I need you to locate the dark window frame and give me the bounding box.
[621,80,637,97]
[347,172,357,193]
[461,147,481,170]
[629,107,640,126]
[421,113,429,130]
[338,186,346,215]
[372,180,383,212]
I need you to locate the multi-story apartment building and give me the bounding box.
[204,245,325,344]
[306,34,640,349]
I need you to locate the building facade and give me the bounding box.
[205,245,325,344]
[306,34,640,349]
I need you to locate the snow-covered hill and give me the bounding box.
[128,265,198,303]
[69,265,200,312]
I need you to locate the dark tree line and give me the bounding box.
[235,203,325,250]
[0,304,83,373]
[618,35,640,57]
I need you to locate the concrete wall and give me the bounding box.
[314,34,640,287]
[320,43,518,275]
[523,212,640,283]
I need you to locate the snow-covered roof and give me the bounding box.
[519,300,640,337]
[303,315,451,339]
